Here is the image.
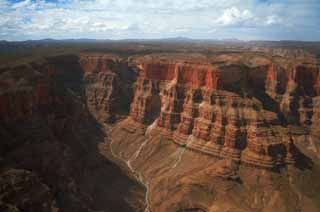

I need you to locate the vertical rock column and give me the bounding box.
[129,78,160,125]
[279,66,300,124]
[265,63,278,98]
[221,100,245,161]
[173,88,202,146]
[241,108,278,168]
[188,90,225,157]
[189,89,216,152]
[156,84,184,131]
[156,65,185,137]
[205,96,225,157]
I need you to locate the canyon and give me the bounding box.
[1,47,320,212]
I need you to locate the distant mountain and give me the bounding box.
[0,38,319,58]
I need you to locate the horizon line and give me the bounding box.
[1,37,320,43]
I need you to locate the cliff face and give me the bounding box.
[80,54,136,122]
[124,54,320,169]
[111,52,320,211]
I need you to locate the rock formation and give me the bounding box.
[80,54,136,122]
[1,48,320,212]
[0,55,144,212]
[122,52,320,169]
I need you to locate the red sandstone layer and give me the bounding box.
[126,53,319,169]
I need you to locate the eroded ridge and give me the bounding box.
[124,53,320,169]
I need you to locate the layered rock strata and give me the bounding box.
[125,54,320,169]
[110,52,320,211]
[80,54,136,122]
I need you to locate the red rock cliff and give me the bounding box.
[80,54,136,122]
[125,53,320,169]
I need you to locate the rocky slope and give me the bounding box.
[1,49,320,212]
[111,52,320,211]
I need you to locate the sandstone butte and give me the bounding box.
[1,49,320,212]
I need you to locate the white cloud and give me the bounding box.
[215,7,253,26]
[0,0,319,40]
[264,15,282,26]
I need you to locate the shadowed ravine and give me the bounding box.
[106,126,150,212]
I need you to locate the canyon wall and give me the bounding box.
[0,55,144,211]
[80,54,136,122]
[123,54,320,169]
[110,52,320,211]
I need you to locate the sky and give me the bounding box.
[0,0,319,41]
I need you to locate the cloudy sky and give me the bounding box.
[1,0,319,41]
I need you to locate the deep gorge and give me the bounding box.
[1,49,320,212]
